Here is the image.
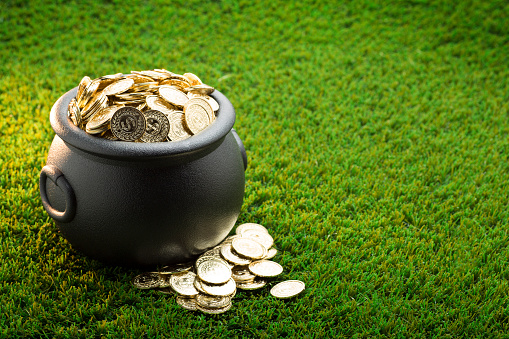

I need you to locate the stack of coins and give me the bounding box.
[68,69,219,142]
[132,223,306,314]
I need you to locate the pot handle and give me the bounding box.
[231,128,247,171]
[39,165,76,223]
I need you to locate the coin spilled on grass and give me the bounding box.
[68,69,218,142]
[131,223,305,314]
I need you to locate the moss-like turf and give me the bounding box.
[1,0,508,337]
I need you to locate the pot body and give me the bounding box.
[40,88,246,268]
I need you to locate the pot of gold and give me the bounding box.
[39,70,247,268]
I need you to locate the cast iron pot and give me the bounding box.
[39,87,247,268]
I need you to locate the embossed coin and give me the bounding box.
[264,248,278,259]
[176,296,197,311]
[195,255,223,268]
[157,262,194,275]
[86,105,122,133]
[196,257,232,285]
[220,243,252,266]
[188,92,219,112]
[236,223,269,235]
[167,112,192,141]
[270,280,305,299]
[159,85,189,108]
[237,278,267,290]
[231,265,256,282]
[184,98,213,134]
[169,271,199,296]
[196,302,232,314]
[196,294,231,309]
[140,110,170,143]
[248,260,283,278]
[195,277,236,297]
[102,78,134,96]
[132,272,163,290]
[232,238,267,260]
[240,229,274,249]
[110,106,146,141]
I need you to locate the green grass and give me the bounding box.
[1,0,508,337]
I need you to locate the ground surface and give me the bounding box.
[0,0,508,338]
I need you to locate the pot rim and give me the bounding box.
[50,87,236,159]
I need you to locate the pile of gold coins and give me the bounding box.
[67,69,219,142]
[132,223,305,314]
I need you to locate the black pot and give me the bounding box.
[39,87,247,268]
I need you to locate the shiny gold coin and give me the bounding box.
[236,223,269,235]
[196,301,232,314]
[68,98,81,128]
[220,243,251,266]
[158,275,172,288]
[202,246,222,258]
[220,235,241,246]
[110,107,146,141]
[232,238,267,260]
[248,260,283,278]
[77,78,100,109]
[100,130,118,141]
[236,278,267,290]
[184,84,215,95]
[157,262,194,275]
[140,110,170,143]
[77,76,91,102]
[183,72,203,86]
[146,95,176,112]
[167,112,192,141]
[264,248,278,260]
[86,105,122,133]
[196,257,232,285]
[240,229,274,249]
[188,92,219,112]
[159,79,190,90]
[125,73,154,84]
[195,255,221,268]
[231,265,256,282]
[195,277,236,297]
[159,85,189,108]
[132,272,163,290]
[176,296,197,311]
[169,271,199,296]
[270,280,305,299]
[102,78,134,96]
[81,92,108,121]
[196,294,231,309]
[184,98,213,134]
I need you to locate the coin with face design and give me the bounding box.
[140,110,170,143]
[110,106,146,141]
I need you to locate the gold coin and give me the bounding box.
[169,271,199,296]
[125,73,154,84]
[196,294,231,309]
[220,235,241,246]
[146,95,176,112]
[232,238,267,260]
[196,257,232,285]
[264,248,278,260]
[195,255,220,268]
[176,296,197,311]
[110,107,146,141]
[202,246,222,258]
[102,78,134,96]
[77,78,100,109]
[100,130,118,141]
[240,229,274,249]
[167,112,192,141]
[156,262,194,275]
[270,280,305,299]
[68,98,81,128]
[77,76,91,102]
[188,92,219,112]
[236,278,267,290]
[140,110,170,143]
[231,265,256,282]
[159,85,189,108]
[184,84,214,95]
[182,72,203,86]
[195,277,236,297]
[236,223,269,235]
[159,79,190,90]
[85,105,122,133]
[248,260,283,278]
[184,98,213,134]
[132,272,163,290]
[220,243,251,266]
[81,92,108,121]
[196,301,232,314]
[158,275,172,288]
